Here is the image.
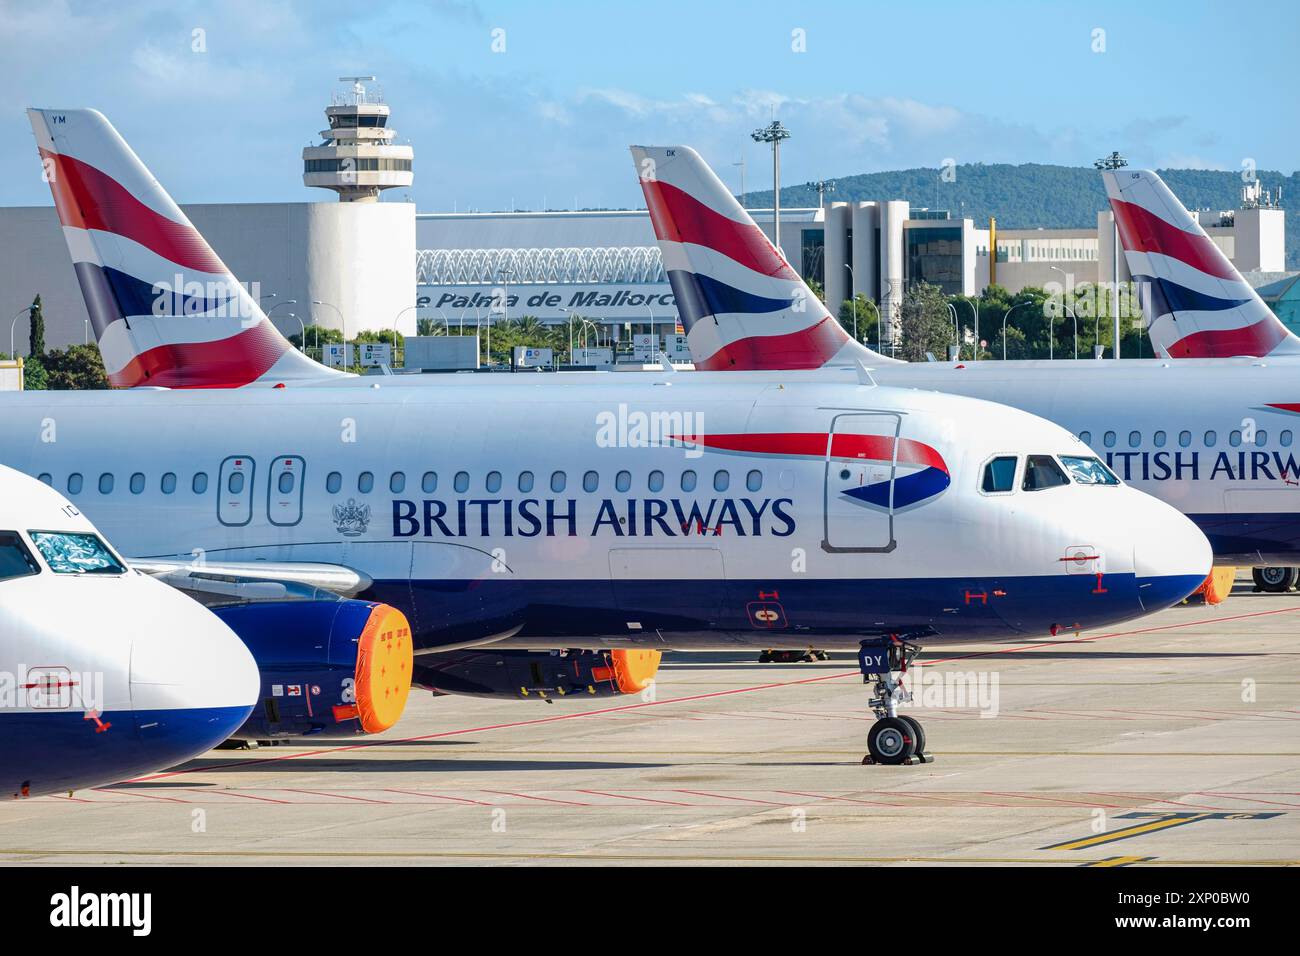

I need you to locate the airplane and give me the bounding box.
[1,108,1213,764]
[630,144,1300,582]
[0,463,259,798]
[1101,167,1300,360]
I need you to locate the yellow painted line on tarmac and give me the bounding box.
[1081,856,1157,867]
[1043,814,1215,851]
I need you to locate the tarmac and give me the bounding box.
[3,576,1298,866]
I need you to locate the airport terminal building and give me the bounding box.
[0,81,1290,351]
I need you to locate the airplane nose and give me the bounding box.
[129,578,259,752]
[1132,499,1214,611]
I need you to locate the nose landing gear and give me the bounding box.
[859,636,932,766]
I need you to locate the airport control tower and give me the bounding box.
[303,76,414,202]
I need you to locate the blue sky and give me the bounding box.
[0,0,1293,211]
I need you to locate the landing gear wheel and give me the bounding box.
[757,650,773,663]
[1253,566,1297,593]
[867,717,917,765]
[897,714,926,756]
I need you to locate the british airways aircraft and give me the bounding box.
[630,145,1300,574]
[0,464,259,798]
[2,108,1210,763]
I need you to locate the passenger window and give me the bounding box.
[714,470,730,492]
[550,471,566,493]
[981,456,1017,493]
[1078,431,1091,445]
[280,471,296,494]
[454,471,469,493]
[326,471,342,494]
[1128,431,1140,448]
[746,470,763,492]
[67,473,83,495]
[1283,430,1294,448]
[486,471,502,493]
[583,471,599,493]
[1103,431,1116,448]
[615,470,631,493]
[390,472,405,494]
[1204,430,1217,448]
[1153,431,1166,448]
[1257,430,1268,446]
[98,473,114,495]
[1229,430,1242,447]
[192,473,208,494]
[227,472,244,495]
[129,473,145,495]
[518,471,534,493]
[422,471,437,493]
[161,472,177,494]
[1022,455,1070,491]
[681,470,697,492]
[37,474,51,486]
[0,531,40,582]
[648,470,664,493]
[358,471,374,494]
[1178,430,1191,448]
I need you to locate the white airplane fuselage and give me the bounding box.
[0,371,1208,653]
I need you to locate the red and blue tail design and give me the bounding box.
[631,146,885,371]
[28,109,341,388]
[675,431,950,509]
[1103,169,1300,358]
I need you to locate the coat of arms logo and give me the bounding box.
[332,498,371,537]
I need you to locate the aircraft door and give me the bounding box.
[217,456,256,527]
[822,412,900,553]
[268,456,306,526]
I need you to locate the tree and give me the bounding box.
[898,282,955,362]
[28,294,45,358]
[43,344,108,390]
[837,294,880,347]
[416,316,442,336]
[22,356,47,390]
[287,324,343,350]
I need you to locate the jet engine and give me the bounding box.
[213,600,413,739]
[412,648,661,701]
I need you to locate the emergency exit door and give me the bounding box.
[822,412,900,553]
[217,456,256,527]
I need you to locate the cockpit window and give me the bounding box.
[0,531,40,582]
[1059,456,1119,486]
[981,456,1018,493]
[1022,455,1070,491]
[27,531,126,575]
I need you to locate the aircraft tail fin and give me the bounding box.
[1102,168,1300,358]
[27,108,344,387]
[630,145,890,370]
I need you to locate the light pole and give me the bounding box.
[1001,300,1039,361]
[881,279,895,357]
[946,302,960,359]
[1095,150,1128,359]
[844,263,857,340]
[956,298,980,361]
[751,120,791,251]
[9,306,28,360]
[265,299,299,349]
[1049,265,1079,360]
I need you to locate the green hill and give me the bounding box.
[742,163,1299,270]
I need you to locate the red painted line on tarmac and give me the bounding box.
[133,604,1300,782]
[382,788,495,806]
[575,789,694,807]
[280,788,390,804]
[674,789,793,806]
[479,789,591,807]
[1083,791,1226,812]
[984,790,1126,809]
[1200,791,1300,808]
[93,788,190,803]
[773,789,908,808]
[197,789,290,804]
[47,794,95,804]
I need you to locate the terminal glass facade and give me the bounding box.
[905,225,963,295]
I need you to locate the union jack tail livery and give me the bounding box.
[1103,168,1300,359]
[28,109,342,388]
[630,145,885,370]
